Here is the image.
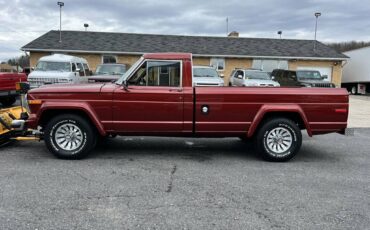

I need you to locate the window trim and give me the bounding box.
[101,54,118,64]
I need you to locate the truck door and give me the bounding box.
[113,60,184,133]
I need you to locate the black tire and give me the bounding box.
[254,118,302,162]
[44,114,97,159]
[0,96,16,107]
[229,82,232,87]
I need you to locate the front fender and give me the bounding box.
[247,104,312,138]
[36,102,106,136]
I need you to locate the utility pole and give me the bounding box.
[226,17,229,36]
[57,2,64,43]
[314,12,321,51]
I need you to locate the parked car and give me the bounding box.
[21,53,349,162]
[88,64,127,83]
[193,66,224,86]
[0,72,27,106]
[229,69,280,87]
[27,54,91,88]
[271,69,335,88]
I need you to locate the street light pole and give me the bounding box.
[314,12,321,51]
[57,2,64,43]
[277,31,282,39]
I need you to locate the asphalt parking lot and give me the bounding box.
[1,130,370,229]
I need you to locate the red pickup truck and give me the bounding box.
[0,72,27,106]
[23,53,349,161]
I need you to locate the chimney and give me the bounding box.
[228,31,239,38]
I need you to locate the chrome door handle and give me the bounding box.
[169,88,183,92]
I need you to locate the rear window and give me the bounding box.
[95,64,127,75]
[244,71,271,80]
[193,67,219,78]
[297,71,322,80]
[35,61,71,72]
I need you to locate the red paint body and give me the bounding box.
[26,53,348,138]
[0,72,27,97]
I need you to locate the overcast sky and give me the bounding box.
[1,0,370,62]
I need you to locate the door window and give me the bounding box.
[83,63,91,76]
[128,61,181,87]
[77,63,85,76]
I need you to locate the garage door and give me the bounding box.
[296,66,332,82]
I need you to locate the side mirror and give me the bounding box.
[237,75,243,79]
[31,67,35,71]
[271,76,275,80]
[322,75,328,79]
[15,82,30,93]
[219,73,224,78]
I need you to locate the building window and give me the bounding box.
[102,55,117,64]
[252,59,288,72]
[210,58,225,71]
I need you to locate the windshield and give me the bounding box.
[117,57,144,84]
[244,71,271,80]
[297,71,322,80]
[95,64,126,75]
[193,67,219,78]
[35,61,71,72]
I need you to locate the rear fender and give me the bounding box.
[247,104,311,138]
[37,102,106,136]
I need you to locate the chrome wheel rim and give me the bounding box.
[55,123,83,151]
[266,127,293,154]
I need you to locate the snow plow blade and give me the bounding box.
[0,106,38,146]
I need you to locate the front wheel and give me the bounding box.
[44,114,97,159]
[254,118,302,162]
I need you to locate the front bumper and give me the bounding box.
[25,114,38,130]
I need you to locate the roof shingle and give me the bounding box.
[22,30,347,59]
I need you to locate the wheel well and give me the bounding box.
[39,109,95,130]
[257,112,306,131]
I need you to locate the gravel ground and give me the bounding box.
[0,129,369,229]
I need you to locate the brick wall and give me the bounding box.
[29,52,343,86]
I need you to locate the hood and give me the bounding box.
[193,77,224,86]
[299,80,330,84]
[88,75,120,82]
[244,79,280,86]
[28,82,108,94]
[28,70,73,78]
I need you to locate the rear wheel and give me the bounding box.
[44,114,97,159]
[0,96,16,107]
[254,118,302,162]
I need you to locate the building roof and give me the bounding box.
[22,30,348,60]
[39,54,88,63]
